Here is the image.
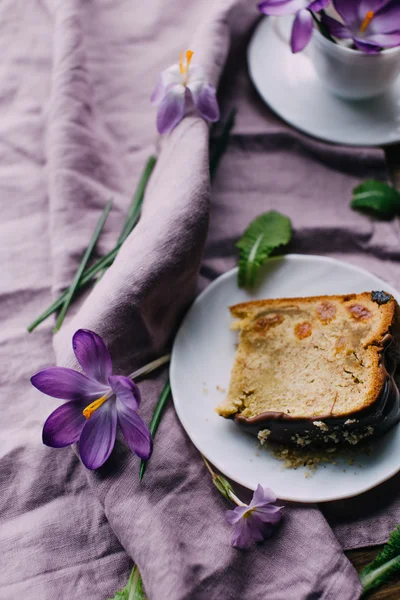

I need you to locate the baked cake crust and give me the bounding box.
[217,292,400,446]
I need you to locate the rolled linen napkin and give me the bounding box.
[45,0,366,598]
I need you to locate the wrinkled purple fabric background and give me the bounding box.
[2,0,400,598]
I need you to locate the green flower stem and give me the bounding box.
[53,199,113,333]
[27,246,120,332]
[209,108,236,180]
[129,354,170,380]
[139,379,171,480]
[97,155,157,282]
[117,156,157,246]
[27,156,157,333]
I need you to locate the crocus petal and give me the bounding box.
[156,85,185,134]
[116,397,152,460]
[42,402,86,448]
[333,0,360,29]
[79,402,117,469]
[247,514,267,543]
[254,505,283,524]
[72,329,112,385]
[231,518,253,548]
[161,64,183,88]
[151,77,165,106]
[185,64,206,83]
[291,9,313,53]
[31,367,108,401]
[365,31,400,47]
[258,0,308,16]
[250,484,277,507]
[308,0,329,11]
[225,506,249,525]
[109,375,141,411]
[321,14,352,38]
[187,81,220,122]
[353,38,382,51]
[359,0,392,20]
[369,1,400,32]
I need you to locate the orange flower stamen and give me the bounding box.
[179,49,194,75]
[360,11,374,33]
[82,395,108,419]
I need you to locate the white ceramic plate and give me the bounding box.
[248,16,400,146]
[170,255,400,503]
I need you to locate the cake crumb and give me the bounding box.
[261,440,370,477]
[313,421,329,432]
[270,444,327,475]
[291,433,312,447]
[202,387,208,395]
[216,385,226,393]
[343,426,374,445]
[345,419,357,425]
[257,429,271,445]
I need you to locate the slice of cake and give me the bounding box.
[217,291,400,447]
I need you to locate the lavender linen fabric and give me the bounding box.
[2,0,400,598]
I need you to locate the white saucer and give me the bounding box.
[248,16,400,146]
[170,255,400,503]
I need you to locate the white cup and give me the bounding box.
[309,27,400,100]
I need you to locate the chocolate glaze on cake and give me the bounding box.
[234,334,400,447]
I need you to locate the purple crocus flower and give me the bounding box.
[225,485,282,549]
[322,0,400,52]
[31,329,152,470]
[258,0,330,52]
[151,49,220,134]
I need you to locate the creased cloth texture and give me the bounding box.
[2,0,400,598]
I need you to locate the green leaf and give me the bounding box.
[139,379,171,480]
[212,473,235,503]
[236,210,292,289]
[351,180,400,219]
[202,456,236,503]
[28,156,157,333]
[360,525,400,595]
[53,198,113,333]
[310,10,337,44]
[108,565,147,600]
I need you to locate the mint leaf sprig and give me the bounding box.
[360,525,400,596]
[237,210,292,289]
[351,180,400,220]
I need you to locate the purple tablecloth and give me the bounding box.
[1,0,400,598]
